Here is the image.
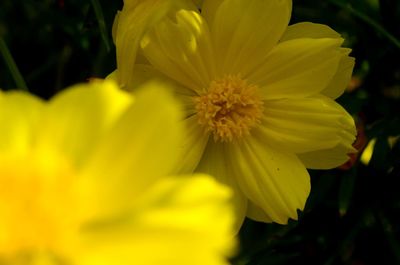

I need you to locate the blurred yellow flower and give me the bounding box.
[0,80,235,265]
[360,136,399,166]
[113,0,357,228]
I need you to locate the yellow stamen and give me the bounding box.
[194,75,264,142]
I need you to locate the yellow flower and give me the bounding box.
[0,80,235,265]
[112,0,194,88]
[113,0,357,228]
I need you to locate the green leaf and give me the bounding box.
[0,37,28,91]
[91,0,111,52]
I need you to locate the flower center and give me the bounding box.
[194,75,264,142]
[0,152,77,262]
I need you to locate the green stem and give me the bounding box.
[0,37,28,91]
[328,0,400,49]
[91,0,111,52]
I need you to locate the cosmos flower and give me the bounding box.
[0,80,235,265]
[113,0,357,228]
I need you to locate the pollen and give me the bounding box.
[194,75,264,142]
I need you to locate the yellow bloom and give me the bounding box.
[113,0,357,228]
[0,80,235,265]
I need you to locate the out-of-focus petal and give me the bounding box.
[36,81,131,169]
[0,91,44,155]
[78,84,183,220]
[78,176,236,265]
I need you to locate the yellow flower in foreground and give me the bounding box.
[0,80,235,265]
[113,0,357,228]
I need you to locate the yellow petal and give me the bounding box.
[141,9,215,93]
[248,38,342,99]
[0,91,44,155]
[36,80,132,169]
[229,137,310,224]
[322,49,355,99]
[280,22,341,41]
[193,0,204,8]
[111,11,120,44]
[78,175,236,265]
[246,200,273,223]
[123,64,172,91]
[210,0,291,75]
[115,0,181,89]
[196,141,248,231]
[78,83,184,219]
[280,22,355,99]
[121,64,198,117]
[201,0,223,26]
[255,95,357,153]
[298,143,357,169]
[173,115,210,174]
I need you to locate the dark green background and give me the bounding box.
[1,0,400,264]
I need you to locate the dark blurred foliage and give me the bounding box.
[0,0,121,98]
[1,0,400,265]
